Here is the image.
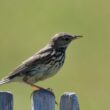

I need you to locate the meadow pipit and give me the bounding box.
[0,32,82,90]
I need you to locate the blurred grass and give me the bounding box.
[0,0,110,110]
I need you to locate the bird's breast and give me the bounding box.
[26,51,65,83]
[41,52,65,79]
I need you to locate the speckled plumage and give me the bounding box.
[0,32,82,89]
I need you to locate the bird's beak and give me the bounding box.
[72,35,83,40]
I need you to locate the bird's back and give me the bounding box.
[0,45,66,84]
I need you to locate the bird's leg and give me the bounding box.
[24,81,58,104]
[24,81,45,90]
[24,81,55,95]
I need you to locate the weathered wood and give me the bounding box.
[60,92,80,110]
[0,91,13,110]
[31,89,55,110]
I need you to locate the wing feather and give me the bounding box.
[3,47,53,80]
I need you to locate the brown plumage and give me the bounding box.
[0,32,82,90]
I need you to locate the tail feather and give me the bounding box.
[0,79,10,85]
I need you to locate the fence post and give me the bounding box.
[60,92,80,110]
[31,89,55,110]
[0,91,13,110]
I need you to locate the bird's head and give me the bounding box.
[50,32,82,49]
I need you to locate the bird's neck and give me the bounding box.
[54,47,67,53]
[48,43,67,52]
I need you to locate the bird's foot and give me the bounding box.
[40,87,55,97]
[32,87,58,105]
[30,84,54,96]
[47,88,54,93]
[46,88,58,105]
[27,82,58,105]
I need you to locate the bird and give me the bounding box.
[0,32,82,90]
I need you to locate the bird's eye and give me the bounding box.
[64,37,69,41]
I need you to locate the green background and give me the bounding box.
[0,0,110,110]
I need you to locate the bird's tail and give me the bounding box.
[0,78,11,85]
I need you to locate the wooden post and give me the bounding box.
[60,92,80,110]
[31,89,55,110]
[0,91,13,110]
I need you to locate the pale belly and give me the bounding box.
[25,60,64,83]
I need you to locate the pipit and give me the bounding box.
[0,32,82,90]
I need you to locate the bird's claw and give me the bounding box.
[46,88,58,105]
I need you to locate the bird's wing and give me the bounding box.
[3,47,54,80]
